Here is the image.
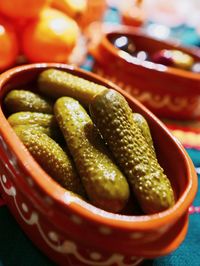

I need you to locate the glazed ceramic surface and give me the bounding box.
[90,25,200,120]
[0,63,198,265]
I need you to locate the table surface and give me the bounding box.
[0,5,200,266]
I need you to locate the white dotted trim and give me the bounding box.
[0,173,143,265]
[99,226,112,235]
[90,252,102,260]
[130,232,144,239]
[70,215,82,225]
[22,203,28,213]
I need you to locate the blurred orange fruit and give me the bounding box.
[8,18,29,52]
[0,0,50,19]
[51,0,87,20]
[0,19,19,71]
[79,0,106,30]
[21,7,79,63]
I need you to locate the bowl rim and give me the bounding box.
[0,63,198,231]
[91,24,200,83]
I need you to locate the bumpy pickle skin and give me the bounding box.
[132,113,156,155]
[7,112,56,128]
[37,68,108,105]
[90,89,175,214]
[4,89,53,114]
[12,124,63,144]
[54,97,130,213]
[13,126,85,196]
[8,111,64,144]
[12,124,54,137]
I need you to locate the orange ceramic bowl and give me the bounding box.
[0,63,197,265]
[90,25,200,120]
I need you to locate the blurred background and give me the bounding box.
[0,0,200,72]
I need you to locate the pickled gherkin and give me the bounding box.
[90,89,175,214]
[12,124,62,143]
[12,124,54,138]
[4,89,53,114]
[132,113,156,155]
[14,126,85,196]
[8,111,64,144]
[38,69,108,105]
[7,112,56,128]
[54,97,130,213]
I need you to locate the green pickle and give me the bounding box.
[4,89,53,114]
[38,68,108,105]
[132,113,156,155]
[12,124,54,137]
[8,112,63,143]
[54,97,130,213]
[7,112,56,128]
[14,126,85,196]
[90,89,175,214]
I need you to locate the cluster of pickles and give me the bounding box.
[4,68,175,215]
[110,34,200,73]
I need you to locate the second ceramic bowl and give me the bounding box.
[90,25,200,120]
